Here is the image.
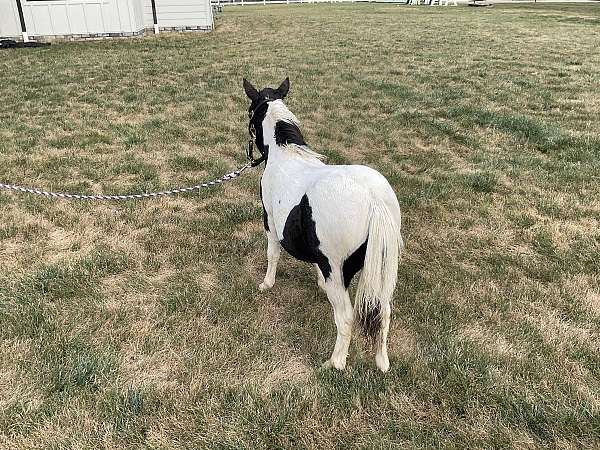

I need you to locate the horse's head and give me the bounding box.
[243,78,290,164]
[243,77,290,118]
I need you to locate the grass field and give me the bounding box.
[1,3,600,448]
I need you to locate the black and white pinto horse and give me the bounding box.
[244,78,403,372]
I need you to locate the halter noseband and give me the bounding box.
[246,97,272,167]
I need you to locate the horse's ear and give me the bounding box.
[243,78,260,101]
[276,77,290,99]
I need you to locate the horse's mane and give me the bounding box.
[267,100,325,161]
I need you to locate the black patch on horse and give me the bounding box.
[281,194,331,279]
[342,239,368,288]
[275,120,306,147]
[260,179,269,232]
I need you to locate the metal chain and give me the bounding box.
[0,163,251,201]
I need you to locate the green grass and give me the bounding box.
[1,3,600,448]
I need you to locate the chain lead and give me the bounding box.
[0,163,252,201]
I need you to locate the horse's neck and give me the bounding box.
[262,113,323,167]
[262,118,280,159]
[263,139,324,169]
[262,119,293,165]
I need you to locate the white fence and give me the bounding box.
[211,0,404,6]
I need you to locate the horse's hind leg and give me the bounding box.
[259,232,280,291]
[323,274,353,370]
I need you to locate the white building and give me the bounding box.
[0,0,214,41]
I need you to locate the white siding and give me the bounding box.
[130,0,144,28]
[0,0,212,39]
[27,0,145,35]
[1,0,144,37]
[102,1,126,31]
[149,0,213,29]
[0,0,22,38]
[48,5,71,34]
[142,0,154,27]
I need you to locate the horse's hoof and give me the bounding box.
[322,359,345,371]
[259,282,272,291]
[376,354,390,373]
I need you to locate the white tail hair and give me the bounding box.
[354,197,403,338]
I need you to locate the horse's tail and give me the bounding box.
[354,197,403,339]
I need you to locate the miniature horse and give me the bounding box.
[244,78,403,372]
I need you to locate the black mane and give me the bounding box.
[275,120,307,147]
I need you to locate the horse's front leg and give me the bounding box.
[259,231,281,291]
[314,264,326,291]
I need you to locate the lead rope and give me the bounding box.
[0,162,252,201]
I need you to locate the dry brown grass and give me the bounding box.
[1,2,599,448]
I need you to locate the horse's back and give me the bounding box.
[314,164,400,224]
[341,164,400,221]
[306,164,400,263]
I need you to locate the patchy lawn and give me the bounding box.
[1,3,599,448]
